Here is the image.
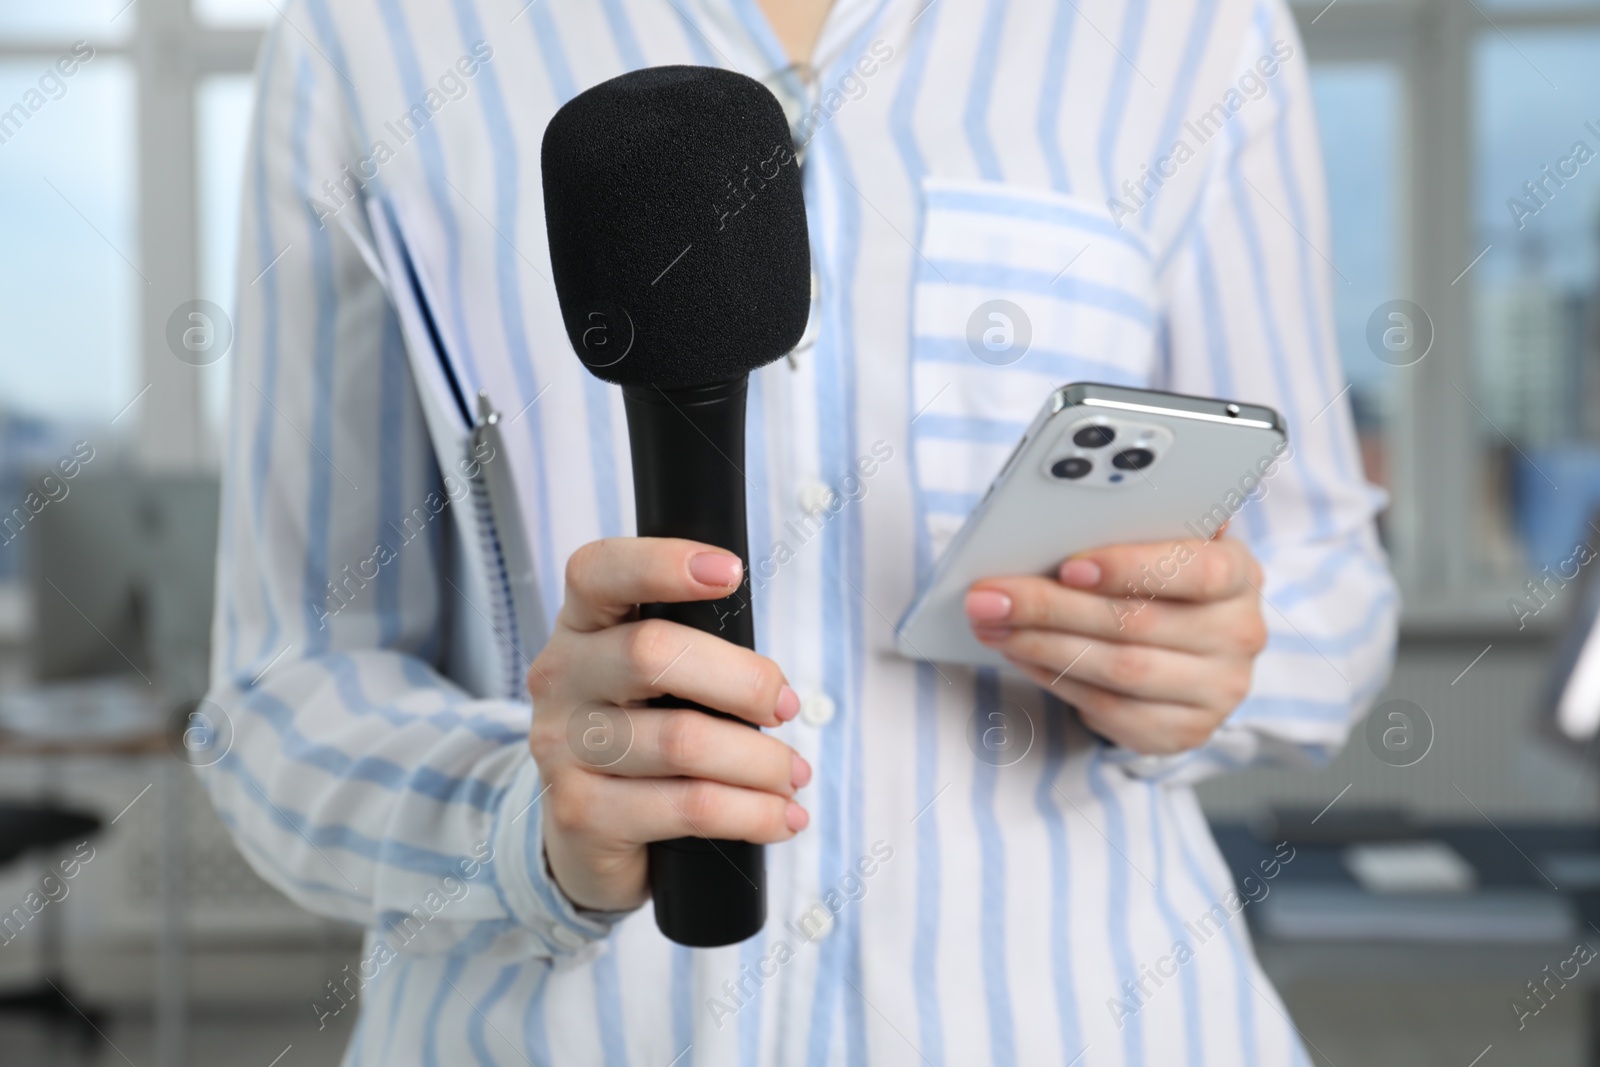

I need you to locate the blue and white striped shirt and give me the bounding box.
[201,0,1397,1064]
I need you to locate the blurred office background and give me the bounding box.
[5,0,1600,1064]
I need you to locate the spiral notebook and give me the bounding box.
[347,199,546,701]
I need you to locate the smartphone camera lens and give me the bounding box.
[1111,448,1155,471]
[1073,424,1116,448]
[1050,457,1092,480]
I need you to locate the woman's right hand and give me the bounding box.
[526,537,809,913]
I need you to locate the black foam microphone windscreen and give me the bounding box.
[541,65,811,389]
[541,66,811,948]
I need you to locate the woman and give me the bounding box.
[203,0,1395,1063]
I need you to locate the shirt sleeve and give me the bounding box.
[1115,0,1400,785]
[196,12,623,961]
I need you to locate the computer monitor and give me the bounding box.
[30,472,219,701]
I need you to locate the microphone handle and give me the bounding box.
[622,377,766,947]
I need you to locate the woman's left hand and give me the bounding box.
[963,536,1269,756]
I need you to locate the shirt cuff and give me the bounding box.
[490,756,633,958]
[1098,720,1260,784]
[1099,742,1206,781]
[1099,718,1329,785]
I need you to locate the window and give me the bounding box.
[0,5,265,580]
[1298,0,1600,625]
[1472,29,1600,579]
[193,0,279,28]
[0,6,264,459]
[0,57,138,425]
[1312,63,1402,511]
[0,4,136,42]
[197,74,256,462]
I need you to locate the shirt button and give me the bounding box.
[806,908,836,940]
[799,692,835,726]
[798,480,836,514]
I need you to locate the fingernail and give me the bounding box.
[791,753,812,790]
[776,684,800,722]
[689,552,742,588]
[964,589,1012,622]
[786,802,809,832]
[1060,559,1102,588]
[972,627,1011,643]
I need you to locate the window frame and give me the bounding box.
[1295,0,1600,633]
[0,0,264,471]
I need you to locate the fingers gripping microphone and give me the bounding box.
[541,66,811,947]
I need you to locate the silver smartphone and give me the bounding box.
[895,382,1288,668]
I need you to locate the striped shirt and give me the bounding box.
[201,0,1398,1064]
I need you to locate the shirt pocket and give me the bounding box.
[908,177,1161,561]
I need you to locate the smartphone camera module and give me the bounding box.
[1050,457,1092,480]
[1044,417,1171,488]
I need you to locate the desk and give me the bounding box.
[0,727,189,1067]
[1215,822,1600,1065]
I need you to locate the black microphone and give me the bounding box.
[540,65,811,947]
